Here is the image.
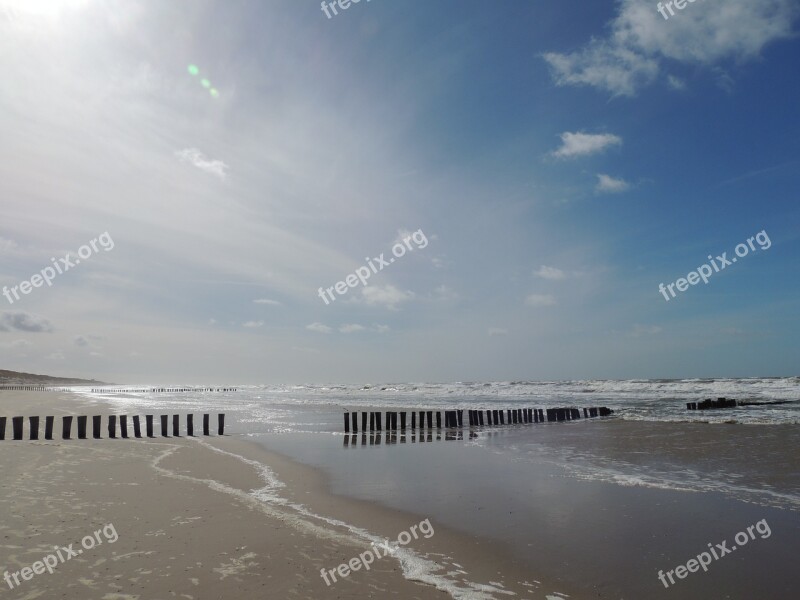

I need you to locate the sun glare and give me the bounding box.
[4,0,90,18]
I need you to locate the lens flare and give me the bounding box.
[186,65,219,98]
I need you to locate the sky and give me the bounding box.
[0,0,798,384]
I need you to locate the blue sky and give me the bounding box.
[0,0,798,383]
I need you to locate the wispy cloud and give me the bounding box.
[306,322,332,334]
[253,298,281,306]
[339,324,366,333]
[544,0,799,96]
[359,285,414,310]
[525,294,556,307]
[595,174,631,194]
[534,265,567,280]
[175,147,229,180]
[242,320,264,328]
[0,311,53,332]
[552,132,622,159]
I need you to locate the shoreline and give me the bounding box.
[0,390,578,599]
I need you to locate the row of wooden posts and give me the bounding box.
[0,386,71,391]
[343,431,473,446]
[0,386,238,393]
[686,397,737,410]
[343,406,613,432]
[0,414,225,441]
[89,387,237,393]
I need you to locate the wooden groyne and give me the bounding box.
[686,397,794,410]
[686,397,737,410]
[0,386,237,393]
[343,430,474,446]
[342,406,613,432]
[89,387,237,393]
[0,413,225,441]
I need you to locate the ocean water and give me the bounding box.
[77,376,800,423]
[73,378,800,599]
[73,377,800,510]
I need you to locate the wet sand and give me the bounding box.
[0,391,575,599]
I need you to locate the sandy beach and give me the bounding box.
[0,390,569,600]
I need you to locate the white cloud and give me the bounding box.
[544,0,799,96]
[253,298,281,305]
[544,42,659,97]
[175,148,229,180]
[359,285,414,309]
[0,311,53,332]
[488,328,508,336]
[242,320,264,328]
[306,322,332,334]
[46,351,65,360]
[339,323,366,333]
[595,174,631,194]
[667,74,686,90]
[534,265,567,280]
[525,294,557,307]
[552,132,622,159]
[372,324,390,334]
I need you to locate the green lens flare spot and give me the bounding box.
[210,89,219,98]
[201,79,211,88]
[187,64,199,76]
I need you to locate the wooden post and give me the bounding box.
[187,414,194,437]
[457,410,463,427]
[146,415,154,437]
[468,410,474,426]
[369,412,375,431]
[62,416,72,439]
[173,414,180,437]
[478,410,484,426]
[392,412,398,430]
[108,415,117,438]
[218,414,225,435]
[351,412,358,433]
[93,415,102,439]
[583,408,589,418]
[485,410,491,425]
[361,412,367,432]
[426,411,433,429]
[203,413,210,435]
[436,411,442,429]
[120,415,128,438]
[160,415,169,437]
[78,415,88,439]
[400,412,407,430]
[376,412,382,431]
[45,416,54,440]
[411,411,416,429]
[0,416,5,440]
[29,416,39,440]
[344,412,350,433]
[133,416,142,438]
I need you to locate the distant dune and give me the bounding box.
[0,369,106,386]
